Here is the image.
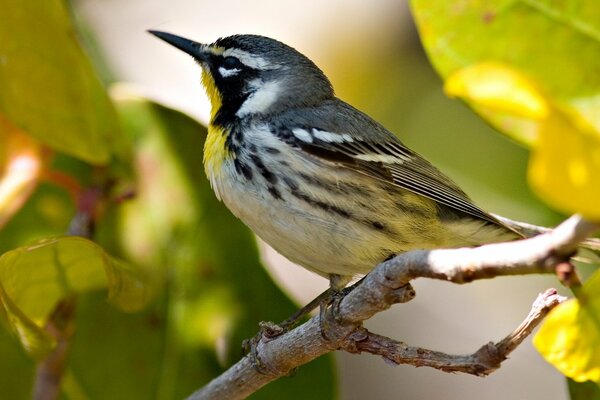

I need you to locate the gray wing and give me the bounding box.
[271,98,508,227]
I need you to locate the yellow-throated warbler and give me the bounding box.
[149,31,592,291]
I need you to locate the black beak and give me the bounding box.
[148,30,208,61]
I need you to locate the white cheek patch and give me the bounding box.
[223,48,279,70]
[236,80,281,116]
[218,66,241,77]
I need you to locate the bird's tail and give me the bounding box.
[493,214,600,264]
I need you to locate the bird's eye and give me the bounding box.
[223,56,241,69]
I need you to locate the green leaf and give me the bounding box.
[0,326,33,400]
[534,270,600,383]
[0,0,120,164]
[568,378,600,400]
[0,236,153,358]
[410,0,600,143]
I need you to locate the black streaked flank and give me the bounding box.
[282,176,299,191]
[225,128,243,155]
[268,186,282,199]
[264,146,281,154]
[371,221,385,230]
[234,159,253,180]
[250,154,277,184]
[289,188,352,219]
[233,129,244,142]
[298,172,370,196]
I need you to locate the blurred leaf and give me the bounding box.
[446,62,600,219]
[0,326,33,399]
[568,378,600,400]
[0,182,74,256]
[528,109,600,220]
[534,270,600,383]
[0,0,121,164]
[0,236,153,358]
[0,116,44,228]
[411,0,600,141]
[76,91,336,399]
[445,61,547,144]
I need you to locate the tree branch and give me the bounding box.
[187,215,599,400]
[343,288,564,375]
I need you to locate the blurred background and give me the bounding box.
[74,0,566,398]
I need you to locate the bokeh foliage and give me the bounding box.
[2,0,600,398]
[0,1,335,398]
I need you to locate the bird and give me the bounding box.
[148,31,594,304]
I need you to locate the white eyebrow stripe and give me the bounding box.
[222,48,279,70]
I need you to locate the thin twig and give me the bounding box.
[32,299,76,400]
[187,215,599,400]
[343,288,565,375]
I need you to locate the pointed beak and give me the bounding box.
[148,30,209,62]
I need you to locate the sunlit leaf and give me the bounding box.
[411,0,600,140]
[445,62,548,121]
[534,270,600,383]
[0,282,54,359]
[529,112,600,220]
[0,0,121,164]
[445,62,600,219]
[0,236,153,358]
[0,116,44,228]
[445,62,547,144]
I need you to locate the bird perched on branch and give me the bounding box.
[149,31,597,306]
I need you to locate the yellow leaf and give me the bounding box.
[445,62,549,121]
[529,112,600,220]
[446,62,600,220]
[0,282,55,359]
[534,271,600,383]
[411,0,600,142]
[0,237,154,358]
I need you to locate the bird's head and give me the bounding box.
[149,31,334,124]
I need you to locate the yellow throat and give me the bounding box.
[201,69,231,179]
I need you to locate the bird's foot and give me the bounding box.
[318,284,357,341]
[242,277,364,371]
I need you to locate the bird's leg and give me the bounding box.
[249,274,351,342]
[243,274,362,373]
[319,274,366,340]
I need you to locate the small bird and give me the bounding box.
[147,31,583,295]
